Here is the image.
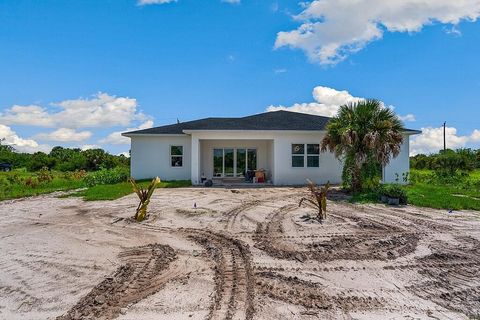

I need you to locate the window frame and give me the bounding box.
[291,143,320,168]
[170,145,184,168]
[306,143,320,168]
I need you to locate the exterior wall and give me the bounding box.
[266,140,274,182]
[383,134,410,184]
[128,130,412,186]
[199,139,271,180]
[130,135,191,180]
[272,132,343,185]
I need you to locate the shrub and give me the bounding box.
[299,179,330,222]
[63,169,87,181]
[5,173,23,184]
[37,167,53,183]
[24,176,39,188]
[83,167,130,187]
[0,176,12,196]
[130,177,161,222]
[378,183,408,205]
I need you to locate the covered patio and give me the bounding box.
[197,139,274,185]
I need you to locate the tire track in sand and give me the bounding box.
[184,228,255,320]
[254,203,419,262]
[57,244,176,320]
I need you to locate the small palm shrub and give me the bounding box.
[299,179,330,222]
[130,177,161,222]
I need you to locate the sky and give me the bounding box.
[1,0,480,156]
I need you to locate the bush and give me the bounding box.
[63,170,87,181]
[0,176,12,197]
[83,167,130,187]
[378,183,408,204]
[37,167,53,183]
[24,176,39,188]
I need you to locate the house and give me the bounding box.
[122,110,420,186]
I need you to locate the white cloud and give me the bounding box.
[275,1,480,65]
[100,120,154,145]
[399,114,416,122]
[80,144,101,151]
[138,0,177,5]
[0,124,51,153]
[274,68,287,74]
[470,129,480,142]
[117,151,131,158]
[267,86,363,117]
[0,93,144,129]
[410,126,480,155]
[35,128,92,142]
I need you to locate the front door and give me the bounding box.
[213,148,257,177]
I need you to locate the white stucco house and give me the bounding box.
[122,110,420,186]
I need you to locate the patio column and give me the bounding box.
[191,136,200,185]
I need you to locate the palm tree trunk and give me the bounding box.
[352,164,362,193]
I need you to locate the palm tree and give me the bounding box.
[321,99,405,192]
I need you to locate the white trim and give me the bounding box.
[122,133,188,138]
[183,130,326,134]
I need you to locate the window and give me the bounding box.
[307,144,320,168]
[292,144,305,167]
[170,145,183,167]
[291,143,320,168]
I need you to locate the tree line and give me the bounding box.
[410,149,480,176]
[0,144,129,172]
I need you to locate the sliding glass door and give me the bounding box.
[213,148,257,177]
[224,149,234,177]
[236,149,246,177]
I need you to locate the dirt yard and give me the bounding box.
[1,187,479,320]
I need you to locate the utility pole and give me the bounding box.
[443,121,446,152]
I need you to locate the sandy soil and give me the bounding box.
[1,187,480,320]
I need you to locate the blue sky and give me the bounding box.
[1,0,480,155]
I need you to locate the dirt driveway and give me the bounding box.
[0,187,479,319]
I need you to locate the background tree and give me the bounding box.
[321,99,405,192]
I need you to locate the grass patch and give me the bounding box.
[350,191,380,204]
[74,180,191,201]
[0,171,84,201]
[406,183,480,211]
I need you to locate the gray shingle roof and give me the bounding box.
[123,110,421,135]
[123,110,331,135]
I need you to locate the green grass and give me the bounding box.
[350,191,380,204]
[351,169,480,210]
[72,180,191,201]
[0,171,84,201]
[0,170,191,202]
[406,183,480,210]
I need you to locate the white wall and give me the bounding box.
[273,132,343,185]
[383,134,411,184]
[130,135,191,180]
[199,139,271,179]
[129,130,412,186]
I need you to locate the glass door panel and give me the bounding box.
[224,149,234,177]
[213,149,223,177]
[247,149,257,171]
[236,149,246,177]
